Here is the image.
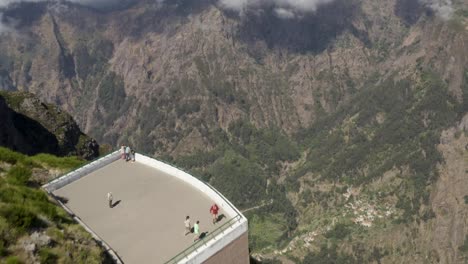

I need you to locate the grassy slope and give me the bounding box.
[0,147,109,264]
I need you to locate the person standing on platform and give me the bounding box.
[120,145,125,160]
[210,203,219,224]
[107,192,113,208]
[131,149,136,162]
[184,216,191,236]
[193,221,200,242]
[125,146,131,161]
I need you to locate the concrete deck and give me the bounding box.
[53,159,227,264]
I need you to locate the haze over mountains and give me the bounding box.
[0,0,468,262]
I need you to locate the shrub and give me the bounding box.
[5,256,23,264]
[0,147,25,164]
[459,235,468,254]
[324,223,352,240]
[30,154,85,170]
[208,151,267,208]
[6,166,31,185]
[38,248,58,264]
[0,205,43,232]
[0,239,7,256]
[303,244,357,264]
[34,200,59,221]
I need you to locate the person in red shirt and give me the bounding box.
[210,204,219,224]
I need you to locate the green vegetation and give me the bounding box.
[167,69,465,258]
[31,154,85,170]
[173,122,300,251]
[0,147,85,171]
[0,92,70,126]
[74,37,113,80]
[38,248,58,264]
[175,100,201,117]
[303,244,357,264]
[0,91,26,109]
[98,72,126,112]
[462,70,468,114]
[248,213,288,251]
[460,235,468,255]
[324,223,352,240]
[194,55,250,110]
[303,243,388,264]
[0,92,98,159]
[244,69,466,261]
[95,72,135,139]
[0,147,108,263]
[0,147,26,165]
[207,150,267,208]
[293,72,461,223]
[5,256,22,264]
[455,9,468,18]
[6,166,32,185]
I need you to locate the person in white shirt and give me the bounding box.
[184,216,191,236]
[125,146,131,161]
[107,192,113,208]
[120,145,125,160]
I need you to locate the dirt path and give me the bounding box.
[241,199,273,213]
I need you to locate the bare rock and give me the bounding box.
[23,242,36,254]
[458,113,468,132]
[30,231,52,247]
[0,92,99,160]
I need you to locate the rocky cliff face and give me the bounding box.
[1,0,380,151]
[0,0,468,262]
[0,91,99,159]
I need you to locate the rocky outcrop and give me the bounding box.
[0,91,99,159]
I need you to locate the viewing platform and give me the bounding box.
[43,152,249,264]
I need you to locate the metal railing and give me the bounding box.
[43,150,119,191]
[164,214,243,264]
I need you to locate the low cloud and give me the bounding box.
[424,0,453,20]
[0,14,9,33]
[218,0,335,18]
[0,0,456,34]
[219,0,455,20]
[0,0,126,8]
[0,0,134,34]
[274,7,295,19]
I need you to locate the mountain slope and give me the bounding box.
[0,146,111,263]
[0,0,468,263]
[0,91,99,159]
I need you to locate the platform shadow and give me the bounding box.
[216,214,225,223]
[199,231,208,240]
[54,195,69,204]
[111,200,121,208]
